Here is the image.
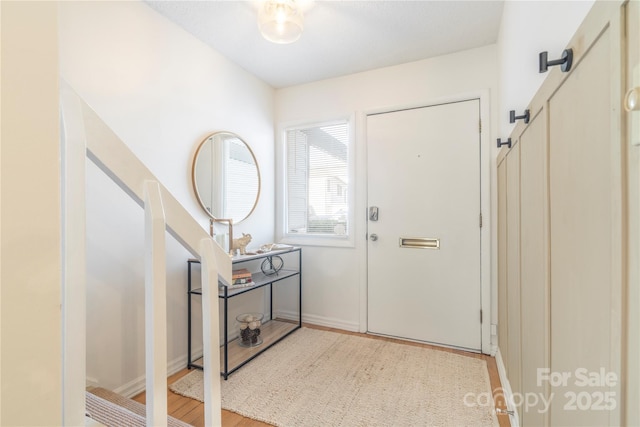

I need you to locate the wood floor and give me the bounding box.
[132,324,511,427]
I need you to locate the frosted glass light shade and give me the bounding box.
[258,0,303,44]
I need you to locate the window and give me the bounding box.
[283,120,352,242]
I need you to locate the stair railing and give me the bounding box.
[61,81,230,427]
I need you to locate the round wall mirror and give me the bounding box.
[192,132,261,224]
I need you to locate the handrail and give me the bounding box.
[80,99,232,279]
[61,82,228,426]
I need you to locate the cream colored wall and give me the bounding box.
[503,1,640,425]
[0,2,62,425]
[625,2,640,424]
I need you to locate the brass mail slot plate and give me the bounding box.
[399,237,440,249]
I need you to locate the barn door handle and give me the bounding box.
[497,138,512,149]
[510,109,530,124]
[539,48,573,73]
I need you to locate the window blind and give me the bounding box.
[286,121,349,236]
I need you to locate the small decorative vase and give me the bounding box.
[236,313,264,347]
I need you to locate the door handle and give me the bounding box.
[369,206,379,221]
[369,233,378,241]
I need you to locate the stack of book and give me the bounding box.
[232,268,253,286]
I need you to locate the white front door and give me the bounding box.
[367,99,482,351]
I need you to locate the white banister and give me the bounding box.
[60,83,230,425]
[60,82,88,426]
[200,238,222,427]
[144,180,168,427]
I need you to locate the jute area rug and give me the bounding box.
[170,328,498,427]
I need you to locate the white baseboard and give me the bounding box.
[112,373,146,399]
[112,352,198,399]
[86,376,100,389]
[276,310,359,332]
[489,343,498,357]
[106,310,359,399]
[495,347,520,427]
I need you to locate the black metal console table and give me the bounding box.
[187,247,302,379]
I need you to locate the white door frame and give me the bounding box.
[358,90,492,355]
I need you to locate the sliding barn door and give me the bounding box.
[497,2,629,426]
[518,109,549,427]
[548,11,623,425]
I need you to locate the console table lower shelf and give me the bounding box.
[189,319,299,378]
[187,247,302,380]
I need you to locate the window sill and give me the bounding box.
[279,234,355,248]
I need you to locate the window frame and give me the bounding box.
[276,115,356,248]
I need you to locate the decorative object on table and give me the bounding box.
[231,233,252,255]
[258,243,275,253]
[261,255,283,276]
[236,313,263,347]
[231,268,252,286]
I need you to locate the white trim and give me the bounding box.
[143,181,168,427]
[200,238,222,427]
[113,375,149,400]
[479,90,492,355]
[60,81,87,426]
[86,377,100,390]
[495,347,520,427]
[276,114,357,248]
[111,352,197,399]
[276,310,360,332]
[356,111,369,333]
[359,90,493,354]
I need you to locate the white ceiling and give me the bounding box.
[145,1,504,89]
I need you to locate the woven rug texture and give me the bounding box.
[170,328,498,427]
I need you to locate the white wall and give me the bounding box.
[1,2,62,424]
[498,0,594,136]
[275,45,499,333]
[275,0,595,341]
[59,1,275,394]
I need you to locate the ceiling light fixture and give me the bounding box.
[258,0,304,44]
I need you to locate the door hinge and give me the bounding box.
[480,310,483,323]
[479,213,483,228]
[479,119,482,133]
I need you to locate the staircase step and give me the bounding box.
[86,387,191,427]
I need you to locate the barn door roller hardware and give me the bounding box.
[509,109,530,124]
[539,48,573,73]
[497,138,512,149]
